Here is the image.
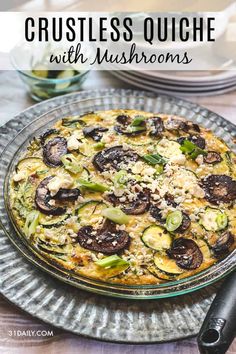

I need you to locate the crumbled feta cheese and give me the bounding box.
[101,134,113,143]
[67,134,81,151]
[131,161,144,174]
[13,171,26,182]
[142,167,156,176]
[195,155,204,165]
[48,173,74,196]
[170,154,186,165]
[189,184,205,198]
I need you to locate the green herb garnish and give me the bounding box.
[143,153,167,165]
[114,170,128,187]
[102,207,130,224]
[61,154,82,174]
[130,116,146,127]
[95,255,129,269]
[180,139,206,160]
[93,142,105,150]
[166,210,183,232]
[216,212,228,230]
[77,178,109,192]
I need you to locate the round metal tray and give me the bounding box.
[0,89,235,342]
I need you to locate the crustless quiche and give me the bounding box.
[10,110,236,284]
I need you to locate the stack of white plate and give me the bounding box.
[111,70,236,97]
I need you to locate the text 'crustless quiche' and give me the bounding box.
[10,110,236,284]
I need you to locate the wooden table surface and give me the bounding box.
[0,70,235,354]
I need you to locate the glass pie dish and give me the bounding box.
[0,94,235,299]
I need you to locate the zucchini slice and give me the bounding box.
[16,157,46,173]
[156,139,182,159]
[147,265,177,281]
[77,200,107,225]
[17,180,36,211]
[38,213,69,228]
[153,253,184,275]
[141,225,172,251]
[195,239,211,260]
[78,167,90,180]
[199,207,228,232]
[37,240,73,255]
[129,136,153,146]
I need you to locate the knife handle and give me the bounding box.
[198,271,236,354]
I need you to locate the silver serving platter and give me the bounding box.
[0,89,235,342]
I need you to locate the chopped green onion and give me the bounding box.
[102,207,130,225]
[61,154,82,174]
[78,178,109,192]
[155,165,164,175]
[127,126,146,133]
[95,255,129,269]
[24,211,40,237]
[143,153,166,165]
[114,170,128,187]
[93,142,105,150]
[216,212,228,230]
[36,169,49,175]
[166,210,183,232]
[130,116,146,127]
[180,139,206,160]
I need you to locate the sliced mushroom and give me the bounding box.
[123,190,150,215]
[164,193,178,207]
[149,204,164,223]
[40,129,59,145]
[178,135,206,150]
[203,151,222,164]
[114,114,146,136]
[164,118,190,132]
[167,238,203,270]
[114,124,146,136]
[149,193,177,223]
[176,212,191,233]
[43,137,67,167]
[35,177,66,215]
[201,175,236,204]
[148,117,164,137]
[92,146,139,172]
[77,220,130,254]
[212,232,234,258]
[189,135,206,149]
[116,114,131,125]
[53,188,80,201]
[192,123,201,133]
[82,126,108,141]
[107,189,150,215]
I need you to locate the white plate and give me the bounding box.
[125,71,236,92]
[133,69,236,84]
[112,71,236,97]
[130,70,236,88]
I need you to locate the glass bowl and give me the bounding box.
[14,69,89,102]
[0,94,235,299]
[11,42,90,101]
